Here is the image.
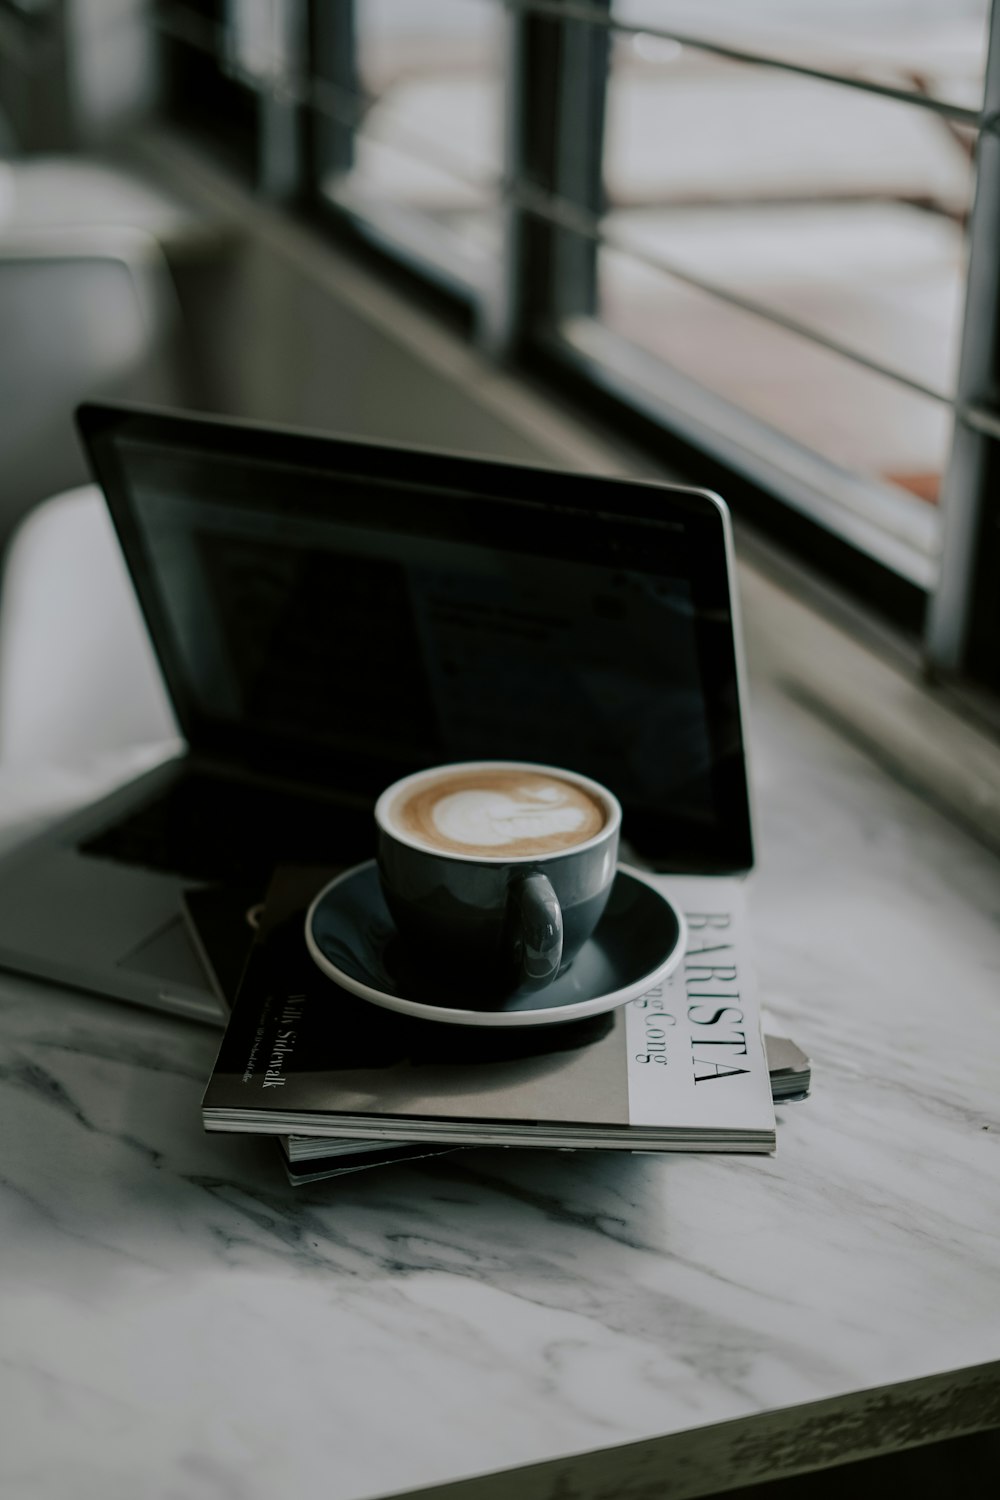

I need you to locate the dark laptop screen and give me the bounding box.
[79,407,753,873]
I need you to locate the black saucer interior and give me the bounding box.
[308,862,681,1016]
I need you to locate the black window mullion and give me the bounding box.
[551,1,610,325]
[962,431,1000,692]
[926,0,1000,688]
[479,1,566,356]
[306,0,356,191]
[247,0,309,200]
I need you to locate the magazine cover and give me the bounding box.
[202,867,776,1153]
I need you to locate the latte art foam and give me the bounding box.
[393,770,607,857]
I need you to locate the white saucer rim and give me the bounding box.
[304,860,687,1029]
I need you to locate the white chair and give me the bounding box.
[0,161,225,766]
[0,228,184,550]
[0,229,182,542]
[0,158,209,251]
[0,153,236,551]
[0,483,176,765]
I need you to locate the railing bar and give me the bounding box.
[511,180,956,405]
[962,402,1000,440]
[508,0,988,132]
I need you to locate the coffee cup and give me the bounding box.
[374,760,621,995]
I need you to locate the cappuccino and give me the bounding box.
[390,767,608,858]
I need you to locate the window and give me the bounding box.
[314,0,506,295]
[585,13,978,568]
[152,0,1000,707]
[538,0,991,646]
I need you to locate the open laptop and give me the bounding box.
[0,402,754,1024]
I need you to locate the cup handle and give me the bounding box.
[511,871,563,988]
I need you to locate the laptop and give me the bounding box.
[0,401,754,1024]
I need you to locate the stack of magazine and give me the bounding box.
[193,866,808,1185]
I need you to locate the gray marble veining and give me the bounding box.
[2,678,1000,1500]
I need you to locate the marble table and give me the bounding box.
[2,660,1000,1500]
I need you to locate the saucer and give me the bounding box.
[304,861,686,1028]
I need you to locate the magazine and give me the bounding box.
[200,867,777,1154]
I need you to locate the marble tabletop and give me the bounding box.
[2,660,1000,1500]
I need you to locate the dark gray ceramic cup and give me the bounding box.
[375,761,622,998]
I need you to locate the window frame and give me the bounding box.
[530,0,1000,702]
[153,0,1000,708]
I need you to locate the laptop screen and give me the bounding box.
[79,406,753,873]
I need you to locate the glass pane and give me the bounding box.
[598,247,953,505]
[577,15,981,558]
[321,0,505,290]
[615,0,991,113]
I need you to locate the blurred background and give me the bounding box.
[1,0,999,726]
